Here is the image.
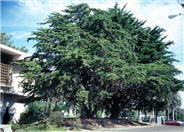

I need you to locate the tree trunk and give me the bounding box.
[80,103,99,119]
[155,111,159,123]
[172,109,174,121]
[101,109,105,118]
[137,110,140,122]
[152,108,155,119]
[106,98,124,119]
[167,108,170,120]
[109,106,122,119]
[110,110,121,119]
[68,103,76,117]
[176,109,177,120]
[80,104,91,118]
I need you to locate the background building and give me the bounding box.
[0,44,29,124]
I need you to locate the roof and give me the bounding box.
[0,43,30,60]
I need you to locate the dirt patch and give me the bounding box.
[61,118,147,130]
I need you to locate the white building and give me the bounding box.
[0,44,29,124]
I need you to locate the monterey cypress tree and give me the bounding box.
[20,3,139,118]
[18,3,183,119]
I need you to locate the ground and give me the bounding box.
[14,118,184,132]
[91,126,184,132]
[61,118,146,130]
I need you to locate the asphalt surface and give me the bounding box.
[92,125,184,132]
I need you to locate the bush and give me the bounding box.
[19,101,45,125]
[48,111,64,127]
[177,108,184,121]
[142,116,150,122]
[10,122,20,131]
[71,119,82,130]
[52,102,69,112]
[120,110,137,121]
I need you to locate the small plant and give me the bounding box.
[48,111,64,127]
[25,123,46,131]
[10,122,20,131]
[142,116,150,122]
[19,101,45,125]
[47,124,67,131]
[71,119,82,130]
[47,124,57,130]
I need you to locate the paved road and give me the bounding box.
[92,126,184,132]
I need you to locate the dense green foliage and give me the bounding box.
[13,123,67,132]
[19,101,45,124]
[176,108,184,121]
[18,3,183,119]
[0,32,28,53]
[18,101,69,124]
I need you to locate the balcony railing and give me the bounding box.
[0,63,11,86]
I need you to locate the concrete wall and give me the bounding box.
[11,64,25,95]
[0,64,26,124]
[0,93,26,124]
[11,103,25,122]
[0,125,12,132]
[0,45,29,124]
[0,94,4,124]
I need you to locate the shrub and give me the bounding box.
[71,119,82,130]
[19,101,45,125]
[48,111,64,127]
[10,122,20,131]
[142,116,150,122]
[52,102,69,112]
[176,109,184,121]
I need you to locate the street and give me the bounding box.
[92,126,184,132]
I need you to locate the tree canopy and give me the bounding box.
[18,3,184,118]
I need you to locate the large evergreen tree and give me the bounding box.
[18,3,183,119]
[102,4,183,118]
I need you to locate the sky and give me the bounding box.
[1,0,184,108]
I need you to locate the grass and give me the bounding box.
[14,124,67,132]
[15,127,67,132]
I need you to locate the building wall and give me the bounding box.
[0,45,29,124]
[11,64,25,95]
[11,102,25,123]
[0,65,26,124]
[0,94,4,124]
[0,94,26,124]
[1,94,15,124]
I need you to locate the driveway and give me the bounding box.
[91,125,184,132]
